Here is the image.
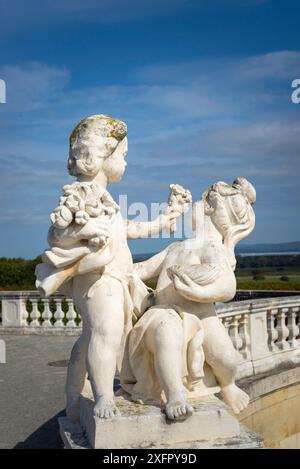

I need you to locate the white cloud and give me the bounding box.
[234,51,300,80]
[2,50,299,130]
[203,121,300,161]
[0,62,70,113]
[0,51,299,234]
[135,50,300,83]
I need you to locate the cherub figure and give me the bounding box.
[35,114,190,421]
[120,177,256,420]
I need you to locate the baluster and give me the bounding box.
[287,306,300,348]
[24,298,31,325]
[66,299,76,327]
[239,313,251,359]
[30,298,40,326]
[42,299,52,327]
[229,315,243,354]
[222,316,231,337]
[267,308,279,351]
[54,299,65,327]
[276,307,290,350]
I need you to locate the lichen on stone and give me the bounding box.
[69,114,127,147]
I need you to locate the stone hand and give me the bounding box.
[159,209,182,233]
[169,266,236,303]
[170,270,207,301]
[77,218,112,242]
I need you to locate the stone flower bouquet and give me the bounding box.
[166,184,192,233]
[50,182,118,247]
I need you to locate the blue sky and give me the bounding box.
[0,0,299,258]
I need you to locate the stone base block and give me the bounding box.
[59,411,263,449]
[76,394,242,449]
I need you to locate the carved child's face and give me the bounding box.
[102,137,128,183]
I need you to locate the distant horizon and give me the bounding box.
[2,239,300,261]
[131,240,300,256]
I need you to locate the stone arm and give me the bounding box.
[170,268,237,304]
[73,242,115,276]
[133,248,169,281]
[126,212,181,240]
[37,224,115,297]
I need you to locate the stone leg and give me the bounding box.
[145,308,193,421]
[73,276,125,419]
[201,315,249,414]
[66,332,89,421]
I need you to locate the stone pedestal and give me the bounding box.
[58,394,263,449]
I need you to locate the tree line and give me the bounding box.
[0,255,300,291]
[236,255,300,270]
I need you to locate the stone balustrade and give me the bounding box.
[217,296,300,379]
[0,291,300,378]
[0,291,81,335]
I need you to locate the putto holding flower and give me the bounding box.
[36,114,189,423]
[50,182,119,247]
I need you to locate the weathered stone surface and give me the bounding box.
[35,114,258,446]
[121,177,256,419]
[79,395,240,449]
[35,114,191,423]
[58,402,263,449]
[59,417,90,449]
[238,369,300,448]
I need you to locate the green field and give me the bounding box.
[235,261,300,290]
[236,276,300,291]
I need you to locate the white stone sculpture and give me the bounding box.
[121,177,256,420]
[35,114,191,421]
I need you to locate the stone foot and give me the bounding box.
[221,384,249,414]
[165,398,193,421]
[93,397,121,419]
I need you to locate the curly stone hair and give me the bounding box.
[67,114,127,177]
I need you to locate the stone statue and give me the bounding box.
[120,177,256,420]
[35,114,191,421]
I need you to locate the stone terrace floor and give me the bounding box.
[0,334,77,449]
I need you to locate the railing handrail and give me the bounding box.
[1,289,300,302]
[0,290,65,298]
[216,295,300,315]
